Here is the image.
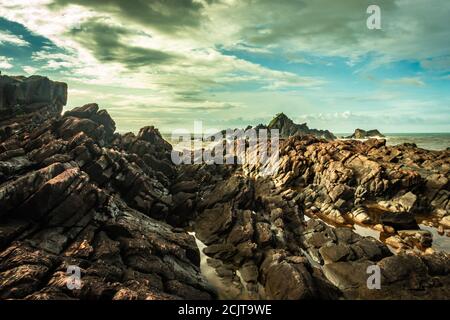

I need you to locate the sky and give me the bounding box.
[0,0,449,133]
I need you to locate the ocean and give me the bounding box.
[336,133,450,151]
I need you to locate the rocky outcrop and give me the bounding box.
[189,171,341,300]
[0,75,67,119]
[266,113,336,140]
[301,219,450,299]
[244,136,449,231]
[219,113,336,141]
[1,74,449,300]
[184,144,449,298]
[346,128,385,139]
[181,133,449,299]
[0,77,213,300]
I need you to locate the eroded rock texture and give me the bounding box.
[177,134,449,299]
[1,74,449,300]
[0,75,213,300]
[248,135,449,231]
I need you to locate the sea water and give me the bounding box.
[337,133,450,151]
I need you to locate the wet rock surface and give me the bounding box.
[183,128,450,299]
[1,75,449,300]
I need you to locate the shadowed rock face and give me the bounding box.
[0,75,67,116]
[0,74,449,300]
[218,112,336,141]
[0,76,213,300]
[267,113,336,140]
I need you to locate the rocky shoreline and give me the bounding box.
[0,75,449,300]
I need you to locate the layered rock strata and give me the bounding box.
[1,75,449,300]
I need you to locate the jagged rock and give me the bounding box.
[1,73,449,301]
[171,180,198,194]
[223,113,335,141]
[259,250,340,299]
[421,252,450,275]
[203,243,236,260]
[255,222,272,245]
[319,244,354,264]
[0,75,215,300]
[64,103,99,118]
[64,103,116,137]
[0,75,67,112]
[346,128,385,139]
[195,203,234,245]
[385,235,407,251]
[302,219,391,266]
[267,113,336,140]
[323,253,450,299]
[227,210,254,245]
[378,192,418,213]
[264,259,316,299]
[397,230,433,248]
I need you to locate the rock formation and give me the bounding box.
[346,128,385,139]
[179,135,450,299]
[0,75,213,300]
[0,74,449,300]
[218,113,336,141]
[267,113,336,140]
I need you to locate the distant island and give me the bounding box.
[265,112,336,140]
[217,112,336,141]
[345,128,385,139]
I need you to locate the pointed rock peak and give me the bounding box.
[274,112,290,121]
[268,112,294,128]
[265,112,336,140]
[346,128,385,139]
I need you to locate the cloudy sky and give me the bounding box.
[0,0,449,133]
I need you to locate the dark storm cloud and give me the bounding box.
[67,18,176,68]
[236,0,398,46]
[50,0,212,33]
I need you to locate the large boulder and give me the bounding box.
[64,103,116,137]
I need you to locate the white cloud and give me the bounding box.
[0,56,13,69]
[0,0,325,95]
[22,66,37,74]
[32,51,79,70]
[0,31,29,46]
[383,77,425,87]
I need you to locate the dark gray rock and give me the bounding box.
[380,212,419,230]
[346,128,385,139]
